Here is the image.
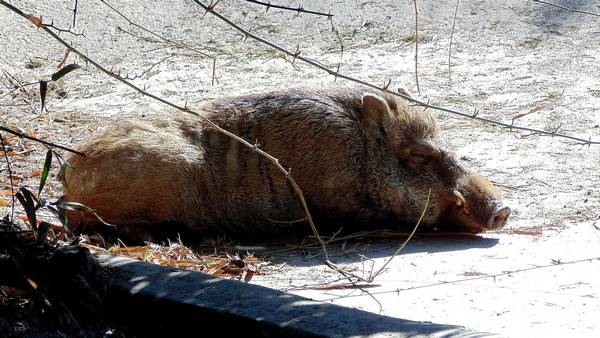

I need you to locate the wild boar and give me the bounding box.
[60,86,510,241]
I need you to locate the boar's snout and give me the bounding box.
[487,206,511,230]
[438,172,511,233]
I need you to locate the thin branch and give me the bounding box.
[70,0,79,29]
[325,188,430,284]
[0,126,83,156]
[532,0,600,18]
[370,188,430,280]
[99,0,217,85]
[448,0,460,87]
[99,0,212,59]
[191,0,600,145]
[2,70,34,105]
[0,133,16,221]
[0,0,329,261]
[0,80,38,101]
[44,20,85,37]
[246,0,333,17]
[123,55,172,80]
[330,19,344,83]
[412,0,420,95]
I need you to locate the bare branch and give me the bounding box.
[0,125,83,156]
[246,0,333,17]
[330,20,344,83]
[1,70,35,106]
[324,188,430,284]
[412,0,421,95]
[190,0,600,145]
[99,0,218,85]
[532,0,600,18]
[70,0,79,29]
[123,56,172,80]
[370,188,430,280]
[43,17,85,37]
[0,79,37,101]
[448,0,460,87]
[99,0,212,59]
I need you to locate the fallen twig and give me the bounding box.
[448,0,460,86]
[369,188,430,280]
[412,0,421,94]
[324,188,430,283]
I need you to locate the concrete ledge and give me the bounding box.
[98,254,502,337]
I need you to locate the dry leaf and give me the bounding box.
[512,229,543,236]
[0,189,14,196]
[26,14,43,28]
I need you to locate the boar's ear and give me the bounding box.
[361,93,392,127]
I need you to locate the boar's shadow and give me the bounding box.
[222,232,500,267]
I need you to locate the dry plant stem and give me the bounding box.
[190,0,599,145]
[99,0,213,59]
[370,188,430,280]
[532,0,600,18]
[412,0,420,95]
[448,0,460,87]
[2,70,33,104]
[0,81,38,101]
[0,125,83,156]
[123,56,172,80]
[246,0,333,17]
[324,188,429,283]
[70,0,78,29]
[0,133,15,221]
[99,0,217,85]
[0,0,329,262]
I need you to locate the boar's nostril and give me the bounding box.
[488,207,511,230]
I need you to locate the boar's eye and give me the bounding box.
[410,149,426,158]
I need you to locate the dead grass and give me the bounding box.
[80,239,271,281]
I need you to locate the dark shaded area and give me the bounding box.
[0,226,120,337]
[208,230,500,267]
[0,221,500,337]
[530,0,595,30]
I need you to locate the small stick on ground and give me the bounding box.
[412,0,421,95]
[448,0,460,87]
[369,188,431,280]
[324,188,431,283]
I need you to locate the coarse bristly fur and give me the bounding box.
[60,86,510,241]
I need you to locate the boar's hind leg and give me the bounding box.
[61,120,202,236]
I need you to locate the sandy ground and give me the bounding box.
[1,0,600,337]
